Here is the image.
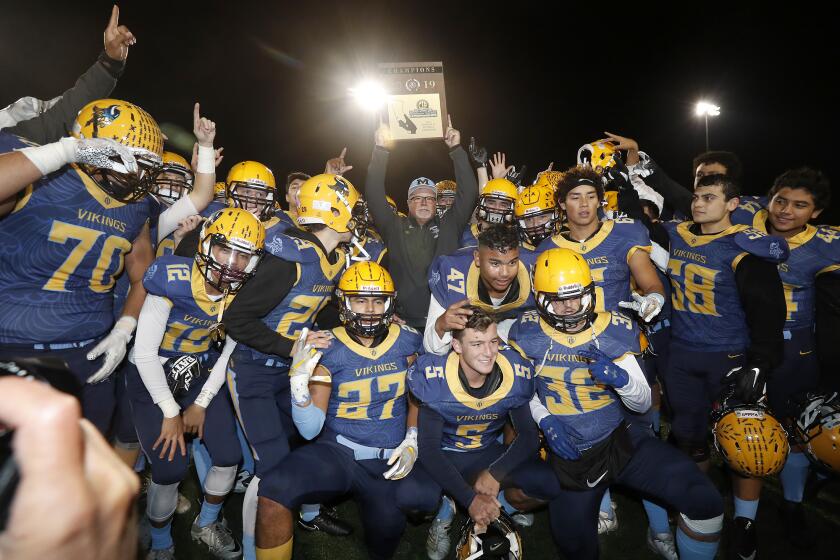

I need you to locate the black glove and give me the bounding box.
[398,113,417,134]
[725,365,767,404]
[506,164,527,187]
[603,154,633,192]
[468,136,488,169]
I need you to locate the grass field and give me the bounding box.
[162,449,840,559]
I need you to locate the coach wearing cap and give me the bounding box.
[364,119,478,330]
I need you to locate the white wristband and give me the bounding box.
[193,388,215,409]
[18,137,76,175]
[196,145,215,174]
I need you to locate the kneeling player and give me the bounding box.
[399,307,558,560]
[127,208,265,559]
[509,248,724,560]
[255,261,422,560]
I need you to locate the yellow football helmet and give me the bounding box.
[532,248,596,332]
[213,181,227,202]
[533,170,563,191]
[226,161,277,221]
[151,151,193,205]
[515,184,559,246]
[577,141,618,173]
[72,98,164,202]
[336,261,396,337]
[713,404,789,477]
[793,392,840,473]
[296,173,360,233]
[436,179,457,217]
[196,208,265,293]
[386,195,403,216]
[478,178,518,225]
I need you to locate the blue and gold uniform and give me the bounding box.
[125,255,241,485]
[428,246,536,322]
[275,208,298,231]
[509,310,641,447]
[730,201,840,416]
[258,323,421,560]
[0,132,157,432]
[459,222,481,248]
[227,228,347,475]
[536,218,653,312]
[663,221,789,452]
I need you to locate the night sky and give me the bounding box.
[2,1,836,223]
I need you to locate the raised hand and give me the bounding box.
[375,118,393,148]
[193,103,216,147]
[506,164,527,187]
[443,114,460,148]
[191,143,224,171]
[489,152,514,180]
[468,136,488,168]
[435,298,474,337]
[325,147,354,175]
[103,5,136,61]
[618,292,665,323]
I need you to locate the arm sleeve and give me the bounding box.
[417,405,476,509]
[223,255,299,357]
[735,255,786,368]
[6,53,124,144]
[133,295,180,418]
[423,295,452,355]
[194,336,236,408]
[614,354,651,413]
[156,196,198,243]
[815,273,840,390]
[488,402,539,481]
[364,146,400,243]
[437,146,480,257]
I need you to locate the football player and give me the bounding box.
[654,174,789,558]
[223,173,359,555]
[424,225,536,355]
[726,167,839,544]
[436,179,457,217]
[399,308,559,560]
[254,261,422,560]
[0,99,216,433]
[460,178,518,248]
[277,171,311,229]
[127,208,265,559]
[514,182,560,250]
[510,248,724,560]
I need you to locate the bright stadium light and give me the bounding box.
[695,100,721,151]
[349,80,387,111]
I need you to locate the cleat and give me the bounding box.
[298,510,353,536]
[779,500,815,549]
[510,511,534,527]
[646,529,678,560]
[234,469,253,494]
[146,547,175,560]
[426,517,453,560]
[191,516,242,559]
[728,516,757,560]
[597,500,619,534]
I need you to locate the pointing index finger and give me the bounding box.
[193,102,201,125]
[339,147,347,159]
[108,5,119,30]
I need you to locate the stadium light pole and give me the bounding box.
[695,101,720,152]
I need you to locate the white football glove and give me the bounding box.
[290,328,322,405]
[72,137,139,174]
[618,292,665,323]
[86,316,136,383]
[384,427,418,480]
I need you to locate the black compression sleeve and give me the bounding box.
[223,254,299,357]
[417,405,476,509]
[735,255,786,368]
[488,403,539,481]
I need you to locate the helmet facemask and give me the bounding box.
[535,282,596,333]
[517,208,558,246]
[228,182,276,221]
[150,165,194,206]
[477,194,515,225]
[196,232,264,293]
[436,192,456,217]
[338,291,395,338]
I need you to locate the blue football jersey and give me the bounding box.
[460,223,481,248]
[428,247,536,321]
[154,200,226,258]
[143,255,233,359]
[275,209,298,231]
[664,221,789,351]
[236,229,347,365]
[729,195,769,228]
[319,324,422,448]
[408,348,535,451]
[0,132,156,343]
[733,206,840,329]
[508,310,642,447]
[536,218,653,313]
[347,235,388,266]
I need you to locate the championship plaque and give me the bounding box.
[377,62,447,141]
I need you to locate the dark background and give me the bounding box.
[2,1,837,223]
